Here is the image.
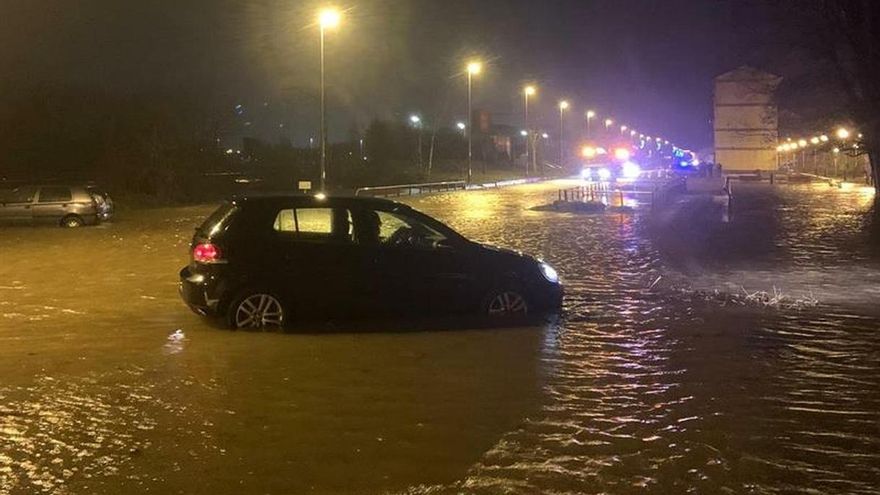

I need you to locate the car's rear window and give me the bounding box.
[199,202,239,237]
[0,187,36,203]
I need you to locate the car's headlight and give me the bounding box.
[539,262,559,283]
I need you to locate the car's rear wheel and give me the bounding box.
[483,289,529,318]
[227,292,286,330]
[61,215,84,228]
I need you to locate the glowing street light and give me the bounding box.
[820,135,829,142]
[798,139,808,147]
[836,127,850,140]
[465,60,482,183]
[559,100,569,164]
[410,114,423,168]
[585,110,596,139]
[523,85,537,175]
[810,136,820,145]
[317,6,342,191]
[604,118,613,130]
[318,8,341,29]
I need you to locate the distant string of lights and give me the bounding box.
[777,126,863,155]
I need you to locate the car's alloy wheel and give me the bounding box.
[233,293,284,330]
[62,216,84,228]
[486,291,528,317]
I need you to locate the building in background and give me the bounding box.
[713,66,782,172]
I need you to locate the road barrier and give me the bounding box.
[556,177,685,210]
[354,180,466,197]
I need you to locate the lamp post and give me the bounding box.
[410,114,422,169]
[558,100,569,166]
[317,7,341,192]
[524,85,536,175]
[586,110,595,140]
[466,61,482,184]
[833,147,840,178]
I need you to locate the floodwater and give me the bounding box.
[1,180,878,494]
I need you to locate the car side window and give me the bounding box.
[355,208,448,249]
[1,187,36,203]
[38,187,72,203]
[273,207,352,242]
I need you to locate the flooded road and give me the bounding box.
[1,180,879,494]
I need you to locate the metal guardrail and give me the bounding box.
[557,176,685,209]
[354,180,466,197]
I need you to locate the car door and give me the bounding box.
[0,186,36,225]
[32,186,72,225]
[268,204,370,320]
[359,206,477,316]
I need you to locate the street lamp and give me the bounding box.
[466,61,482,183]
[410,114,422,169]
[604,118,613,131]
[620,125,627,134]
[317,7,341,192]
[558,100,569,165]
[585,110,595,139]
[524,85,536,175]
[836,127,850,140]
[456,121,466,136]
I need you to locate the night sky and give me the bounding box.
[0,0,791,151]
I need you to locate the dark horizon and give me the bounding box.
[0,0,815,151]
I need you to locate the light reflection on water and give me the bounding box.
[0,182,878,494]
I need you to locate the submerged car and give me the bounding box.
[179,194,562,329]
[0,185,104,227]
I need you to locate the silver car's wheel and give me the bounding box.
[486,291,528,317]
[62,215,84,228]
[233,293,284,330]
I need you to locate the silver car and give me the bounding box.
[0,185,102,227]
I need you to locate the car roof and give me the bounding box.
[230,193,410,210]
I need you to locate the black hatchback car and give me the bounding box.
[179,195,562,329]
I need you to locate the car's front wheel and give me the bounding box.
[483,289,529,318]
[227,292,286,330]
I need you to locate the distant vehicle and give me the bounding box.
[0,185,103,227]
[179,195,563,329]
[85,185,114,221]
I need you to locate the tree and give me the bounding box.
[790,1,880,189]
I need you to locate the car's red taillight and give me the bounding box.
[193,243,221,263]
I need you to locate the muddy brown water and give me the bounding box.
[1,180,878,494]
